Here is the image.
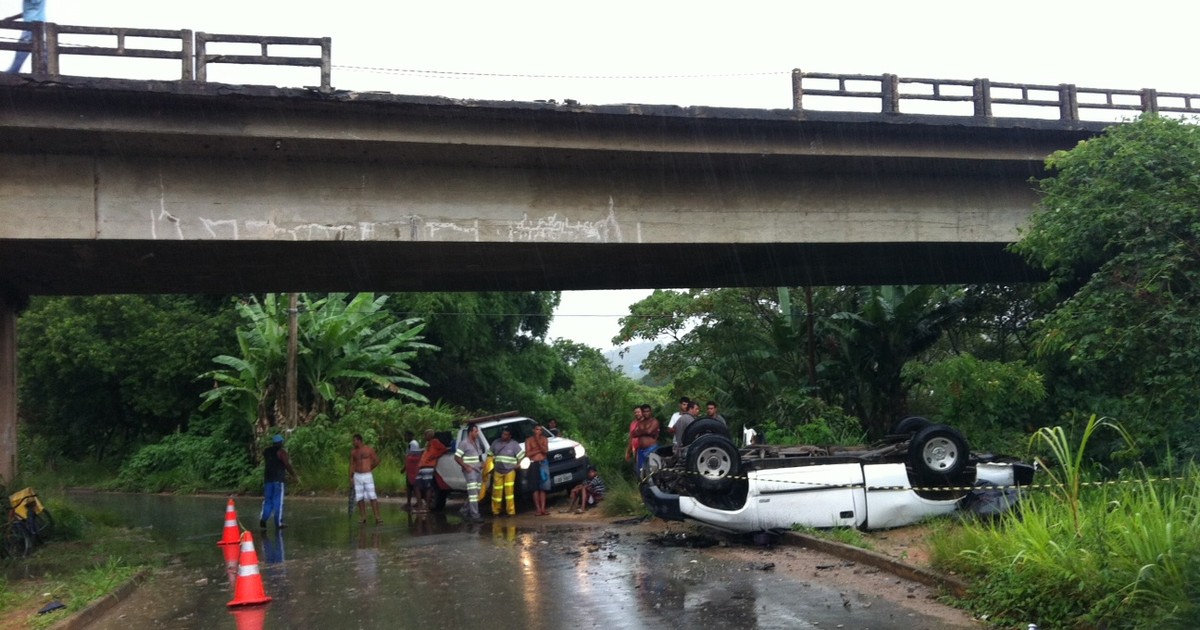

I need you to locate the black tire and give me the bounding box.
[3,523,32,558]
[891,416,931,436]
[686,434,740,492]
[29,510,53,543]
[908,424,969,481]
[680,418,731,447]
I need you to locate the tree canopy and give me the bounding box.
[18,295,239,461]
[1013,115,1200,461]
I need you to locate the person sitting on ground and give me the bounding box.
[567,466,606,513]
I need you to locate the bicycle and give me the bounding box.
[1,486,54,558]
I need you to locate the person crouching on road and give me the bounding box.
[455,424,487,523]
[350,433,383,525]
[568,466,606,514]
[488,427,524,516]
[525,425,551,516]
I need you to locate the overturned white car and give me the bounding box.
[641,417,1034,533]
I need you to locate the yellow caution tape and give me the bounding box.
[644,468,1188,494]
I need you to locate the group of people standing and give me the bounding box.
[625,397,728,476]
[411,423,568,523]
[255,419,598,529]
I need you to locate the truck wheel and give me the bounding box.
[908,424,969,483]
[686,434,740,492]
[680,418,731,447]
[890,416,931,436]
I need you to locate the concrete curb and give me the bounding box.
[779,531,970,598]
[48,568,150,630]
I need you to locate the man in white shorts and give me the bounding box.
[350,433,383,524]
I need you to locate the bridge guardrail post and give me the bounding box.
[320,36,332,93]
[881,73,899,114]
[1058,84,1078,122]
[1140,88,1158,115]
[791,69,804,115]
[195,31,208,83]
[972,78,991,117]
[181,29,195,81]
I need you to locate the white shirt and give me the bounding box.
[668,411,682,429]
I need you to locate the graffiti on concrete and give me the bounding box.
[147,197,625,243]
[507,197,622,243]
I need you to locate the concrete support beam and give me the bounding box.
[0,292,17,483]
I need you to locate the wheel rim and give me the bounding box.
[922,437,960,471]
[696,446,733,479]
[644,453,664,477]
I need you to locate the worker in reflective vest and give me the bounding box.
[487,427,525,516]
[455,424,487,522]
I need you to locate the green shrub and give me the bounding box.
[595,471,648,517]
[116,430,250,492]
[905,355,1045,454]
[760,395,864,445]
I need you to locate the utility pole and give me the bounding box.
[286,292,299,430]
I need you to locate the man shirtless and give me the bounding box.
[350,433,383,524]
[631,408,660,477]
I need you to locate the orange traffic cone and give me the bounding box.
[227,531,273,607]
[228,604,268,630]
[218,498,242,546]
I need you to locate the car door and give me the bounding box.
[750,462,866,529]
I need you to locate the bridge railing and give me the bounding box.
[1,20,329,91]
[195,32,331,92]
[791,70,1200,122]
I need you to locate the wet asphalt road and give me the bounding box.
[70,492,971,629]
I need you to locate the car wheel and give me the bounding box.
[891,416,932,436]
[908,424,969,482]
[680,418,731,447]
[642,452,665,478]
[686,434,740,491]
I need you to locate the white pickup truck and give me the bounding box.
[641,417,1035,533]
[417,413,590,510]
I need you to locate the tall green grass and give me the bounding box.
[930,417,1199,628]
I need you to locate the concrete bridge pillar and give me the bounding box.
[0,292,17,484]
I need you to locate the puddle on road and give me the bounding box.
[73,493,970,629]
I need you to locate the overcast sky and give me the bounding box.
[25,1,1200,349]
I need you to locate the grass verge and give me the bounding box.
[0,503,160,630]
[930,464,1199,628]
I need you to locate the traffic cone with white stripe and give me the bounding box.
[227,531,273,607]
[218,498,241,546]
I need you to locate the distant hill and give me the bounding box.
[604,342,657,380]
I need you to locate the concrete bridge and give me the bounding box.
[2,21,1199,479]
